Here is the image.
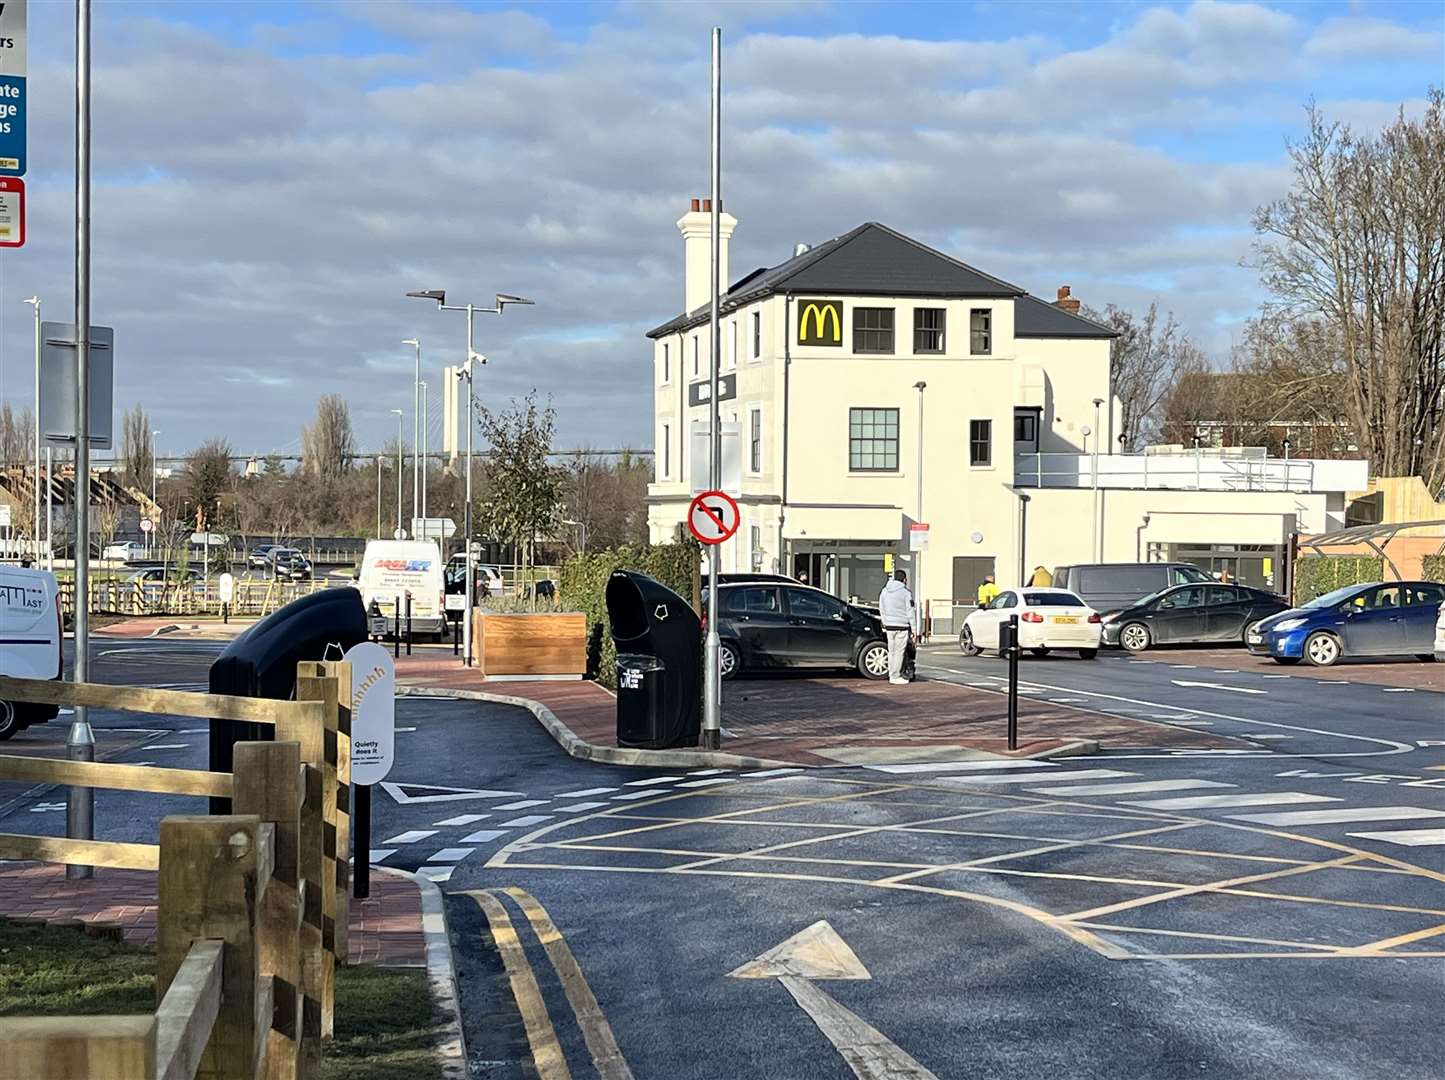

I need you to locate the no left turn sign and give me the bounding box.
[688,490,740,546]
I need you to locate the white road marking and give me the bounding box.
[1158,718,1212,725]
[1261,675,1292,679]
[1170,680,1267,695]
[688,768,728,776]
[417,866,454,883]
[1168,665,1196,669]
[612,791,668,801]
[1231,806,1445,826]
[429,847,476,863]
[1049,697,1089,704]
[676,778,736,788]
[867,759,1057,775]
[395,726,418,732]
[143,743,189,750]
[433,814,490,827]
[382,830,437,845]
[1251,734,1293,740]
[743,768,806,778]
[625,776,684,786]
[1123,791,1342,810]
[555,787,619,798]
[1029,779,1236,797]
[366,849,397,862]
[937,769,1136,787]
[555,801,610,813]
[492,799,550,810]
[1347,828,1445,847]
[1382,688,1416,693]
[497,815,553,828]
[1210,670,1241,674]
[459,829,509,844]
[380,782,524,805]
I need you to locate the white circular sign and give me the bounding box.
[140,518,153,533]
[970,531,984,544]
[218,572,235,603]
[345,641,396,786]
[393,528,406,540]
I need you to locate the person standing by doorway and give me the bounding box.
[977,573,1000,607]
[878,570,918,685]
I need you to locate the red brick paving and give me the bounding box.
[0,863,424,965]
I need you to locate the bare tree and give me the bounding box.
[1083,304,1207,449]
[1252,92,1445,487]
[118,405,153,493]
[301,395,356,480]
[0,403,33,469]
[186,438,233,527]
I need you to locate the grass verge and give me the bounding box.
[0,920,444,1080]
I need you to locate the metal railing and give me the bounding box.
[1014,452,1318,492]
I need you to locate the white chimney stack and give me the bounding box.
[676,197,737,313]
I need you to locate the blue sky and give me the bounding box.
[1,1,1440,455]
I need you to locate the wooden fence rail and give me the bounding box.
[0,666,351,1080]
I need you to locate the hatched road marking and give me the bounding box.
[1124,792,1341,810]
[1027,779,1235,797]
[1347,829,1445,847]
[1231,806,1445,826]
[938,769,1136,787]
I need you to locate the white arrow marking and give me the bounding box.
[378,781,524,805]
[1170,679,1267,695]
[729,921,939,1079]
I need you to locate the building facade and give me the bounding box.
[646,206,1368,627]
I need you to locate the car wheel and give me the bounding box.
[959,627,981,657]
[1415,654,1436,663]
[1272,656,1301,666]
[1303,631,1341,667]
[0,702,20,741]
[1030,646,1051,657]
[719,642,740,680]
[858,641,890,680]
[1078,648,1098,660]
[1120,623,1152,653]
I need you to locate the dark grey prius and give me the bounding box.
[704,582,890,679]
[1099,583,1291,652]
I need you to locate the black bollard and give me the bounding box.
[1003,614,1020,751]
[393,594,401,659]
[354,783,371,900]
[405,591,413,656]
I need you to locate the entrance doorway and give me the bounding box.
[952,556,996,606]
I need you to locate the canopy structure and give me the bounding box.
[1299,519,1445,580]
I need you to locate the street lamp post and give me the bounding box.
[375,456,383,537]
[404,338,421,532]
[23,296,40,562]
[913,380,926,630]
[419,381,428,526]
[1091,397,1105,562]
[406,289,534,668]
[149,429,160,556]
[391,410,404,537]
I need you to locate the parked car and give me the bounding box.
[0,565,62,740]
[247,544,280,569]
[959,588,1101,660]
[273,551,313,582]
[1051,563,1213,613]
[102,540,146,564]
[1100,583,1291,652]
[704,581,889,680]
[1247,581,1445,666]
[126,567,202,585]
[1435,601,1445,662]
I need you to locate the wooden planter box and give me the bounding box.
[473,611,587,680]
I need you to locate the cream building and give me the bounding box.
[646,204,1368,630]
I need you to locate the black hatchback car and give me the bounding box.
[1100,582,1290,652]
[706,581,889,679]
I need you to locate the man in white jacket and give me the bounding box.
[877,570,919,685]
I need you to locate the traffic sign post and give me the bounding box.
[688,490,740,546]
[0,0,26,180]
[345,642,396,900]
[0,177,22,247]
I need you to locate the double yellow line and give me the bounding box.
[467,887,634,1080]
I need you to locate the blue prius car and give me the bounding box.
[1247,581,1445,666]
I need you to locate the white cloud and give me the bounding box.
[1304,16,1442,59]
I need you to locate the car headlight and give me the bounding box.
[1271,618,1306,632]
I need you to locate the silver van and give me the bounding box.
[0,565,63,740]
[1052,562,1212,614]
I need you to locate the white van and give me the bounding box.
[358,540,446,638]
[0,565,63,740]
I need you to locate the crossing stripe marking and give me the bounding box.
[556,801,610,813]
[1347,828,1445,847]
[676,778,736,789]
[459,829,509,844]
[430,847,477,862]
[556,787,619,798]
[382,830,437,845]
[867,759,1057,775]
[688,769,728,776]
[1123,792,1342,811]
[743,768,806,778]
[936,769,1136,787]
[612,791,668,801]
[366,848,396,862]
[434,814,490,827]
[1027,779,1235,797]
[1231,807,1445,826]
[625,776,684,786]
[1382,688,1416,693]
[417,866,455,883]
[498,815,554,828]
[493,800,550,810]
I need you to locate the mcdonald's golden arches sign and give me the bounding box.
[797,299,843,346]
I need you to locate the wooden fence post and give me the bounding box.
[275,701,326,1070]
[233,741,304,1080]
[0,1016,156,1080]
[316,659,351,968]
[158,814,268,1080]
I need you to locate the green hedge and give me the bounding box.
[1292,555,1383,604]
[1421,555,1445,584]
[559,539,701,687]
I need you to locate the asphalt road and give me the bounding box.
[4,638,1441,1080]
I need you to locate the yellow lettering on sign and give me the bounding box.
[798,301,842,344]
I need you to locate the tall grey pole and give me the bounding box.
[45,447,53,569]
[68,0,95,880]
[1092,398,1104,562]
[149,429,158,555]
[30,298,40,560]
[701,27,723,751]
[420,382,429,523]
[914,380,926,633]
[462,326,475,667]
[411,339,421,532]
[392,410,404,535]
[376,456,382,537]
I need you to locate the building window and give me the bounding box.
[1013,408,1040,453]
[849,407,899,471]
[692,335,699,377]
[752,311,761,358]
[750,523,762,570]
[970,309,991,355]
[661,423,671,479]
[729,322,737,369]
[661,343,670,384]
[969,419,992,467]
[853,307,895,354]
[749,406,762,474]
[913,308,945,353]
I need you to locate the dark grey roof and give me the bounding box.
[1013,295,1117,339]
[647,222,1026,339]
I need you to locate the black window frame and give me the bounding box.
[853,307,895,354]
[969,418,993,467]
[749,407,762,473]
[970,308,992,355]
[913,307,945,354]
[1013,407,1040,449]
[752,311,761,358]
[848,407,900,472]
[661,342,670,383]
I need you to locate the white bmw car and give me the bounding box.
[1435,601,1445,662]
[959,588,1102,660]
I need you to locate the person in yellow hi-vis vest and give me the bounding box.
[976,574,1000,607]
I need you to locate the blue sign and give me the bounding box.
[0,76,23,178]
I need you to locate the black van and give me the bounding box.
[1052,563,1212,614]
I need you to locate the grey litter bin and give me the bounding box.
[615,654,668,749]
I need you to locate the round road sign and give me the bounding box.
[140,517,153,533]
[687,490,740,546]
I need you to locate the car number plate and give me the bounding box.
[1248,632,1263,644]
[1053,616,1079,624]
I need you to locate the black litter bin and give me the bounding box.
[605,571,700,748]
[208,586,367,811]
